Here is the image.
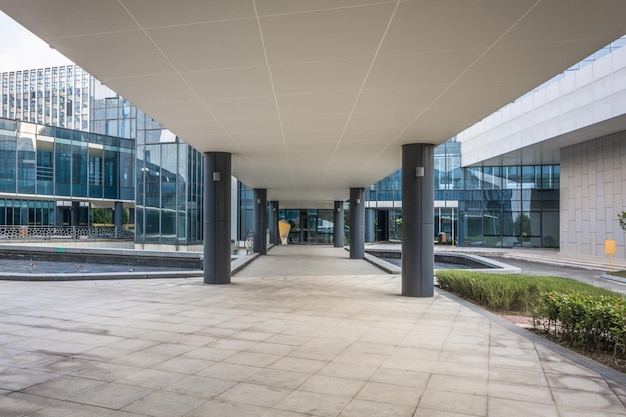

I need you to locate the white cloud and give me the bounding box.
[0,11,73,72]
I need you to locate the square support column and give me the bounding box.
[203,152,231,284]
[350,188,365,259]
[402,143,434,297]
[113,201,123,228]
[253,189,267,255]
[71,201,80,226]
[269,201,279,245]
[333,201,344,248]
[365,208,374,243]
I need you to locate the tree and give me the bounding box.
[513,213,532,241]
[618,211,626,232]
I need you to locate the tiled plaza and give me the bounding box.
[1,246,625,416]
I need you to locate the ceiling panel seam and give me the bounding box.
[362,0,544,171]
[253,0,296,190]
[116,0,272,186]
[318,0,401,190]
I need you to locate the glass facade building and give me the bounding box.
[1,66,90,130]
[0,65,205,247]
[0,117,134,225]
[366,137,560,248]
[135,127,204,246]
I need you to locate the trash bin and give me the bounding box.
[437,232,446,243]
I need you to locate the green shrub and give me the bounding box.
[538,292,626,355]
[436,270,626,357]
[436,270,616,315]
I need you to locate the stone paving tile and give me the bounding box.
[269,356,326,373]
[488,366,548,386]
[426,374,488,396]
[558,410,626,417]
[551,388,626,415]
[274,390,351,417]
[218,382,291,408]
[0,366,59,391]
[298,374,364,397]
[224,351,282,367]
[70,362,144,382]
[22,375,106,400]
[110,351,170,368]
[183,398,270,417]
[122,390,208,417]
[1,246,626,417]
[356,381,422,407]
[488,380,554,404]
[487,398,559,417]
[417,389,487,416]
[117,368,186,390]
[245,368,311,389]
[69,382,152,409]
[339,398,415,417]
[0,391,60,417]
[27,401,123,417]
[245,341,297,356]
[369,368,430,388]
[165,375,237,397]
[181,346,237,361]
[150,356,212,374]
[196,362,260,381]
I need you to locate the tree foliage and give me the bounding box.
[618,211,626,232]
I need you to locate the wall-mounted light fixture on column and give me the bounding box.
[356,198,361,205]
[415,167,424,177]
[257,198,261,204]
[213,172,221,181]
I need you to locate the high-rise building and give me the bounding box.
[0,64,205,249]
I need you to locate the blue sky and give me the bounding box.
[0,11,72,72]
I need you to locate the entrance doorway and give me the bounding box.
[279,209,334,244]
[435,207,457,245]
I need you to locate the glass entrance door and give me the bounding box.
[280,209,336,244]
[436,207,457,245]
[301,210,317,244]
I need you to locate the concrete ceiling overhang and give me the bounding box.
[2,1,626,207]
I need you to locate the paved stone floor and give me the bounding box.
[1,246,625,416]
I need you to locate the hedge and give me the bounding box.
[436,270,626,357]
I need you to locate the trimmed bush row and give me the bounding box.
[538,292,626,355]
[436,270,626,356]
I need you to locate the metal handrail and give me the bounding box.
[0,225,134,240]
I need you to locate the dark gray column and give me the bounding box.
[333,201,344,248]
[379,210,389,242]
[113,202,123,228]
[365,208,374,243]
[349,188,365,259]
[54,204,63,226]
[402,143,434,297]
[203,152,232,285]
[71,201,80,226]
[269,201,279,245]
[253,189,267,255]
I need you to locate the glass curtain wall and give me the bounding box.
[0,116,132,227]
[277,209,335,244]
[0,117,132,201]
[0,66,90,130]
[367,138,560,248]
[134,112,203,245]
[460,165,559,247]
